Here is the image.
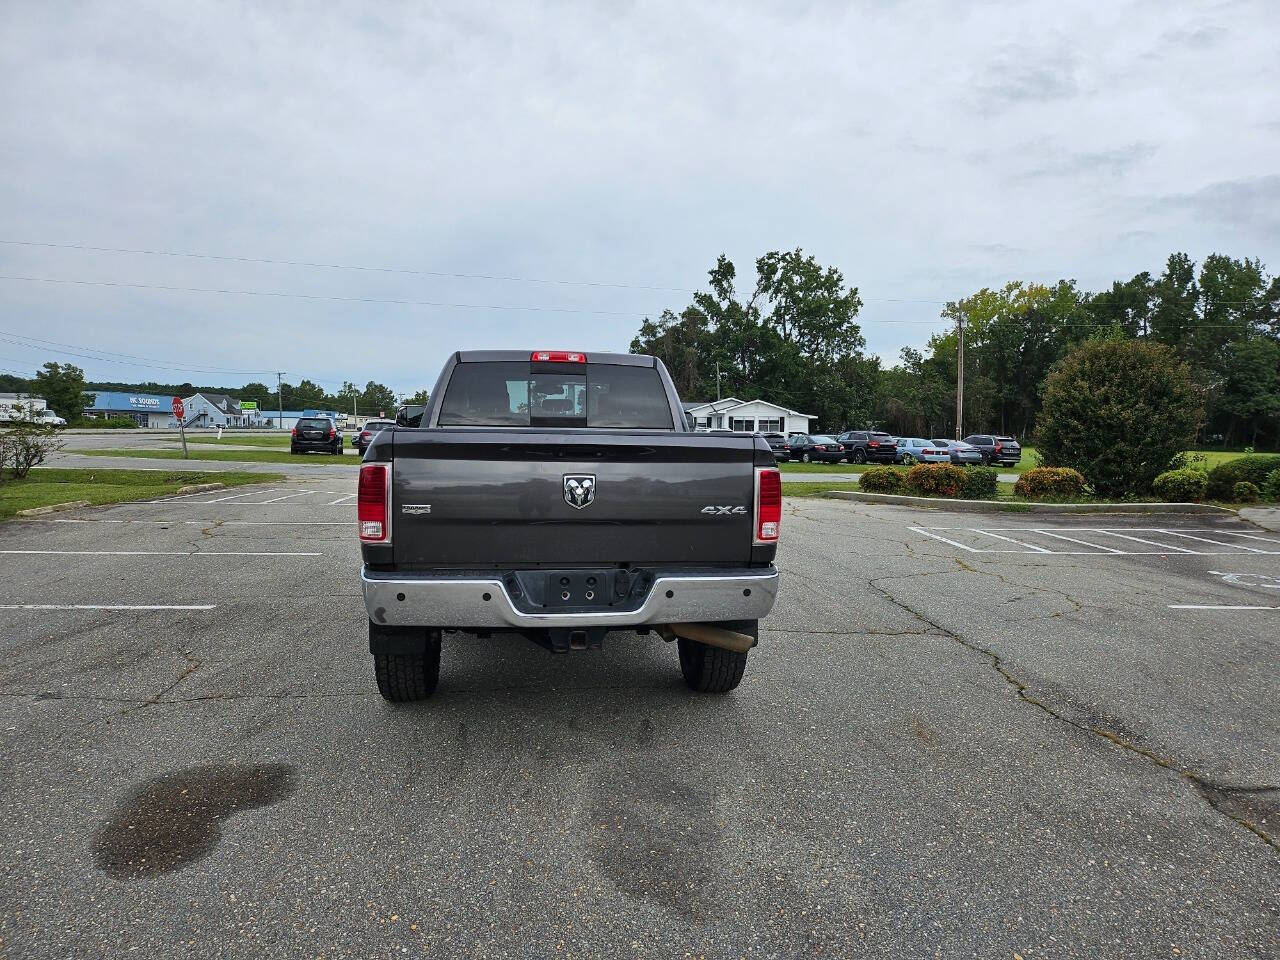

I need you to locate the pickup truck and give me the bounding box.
[359,350,781,703]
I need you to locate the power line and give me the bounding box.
[0,273,653,317]
[0,331,276,377]
[0,328,275,375]
[0,239,695,293]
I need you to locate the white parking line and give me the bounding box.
[1094,530,1199,553]
[1209,530,1280,546]
[1031,529,1124,553]
[0,550,321,557]
[1160,530,1269,553]
[328,494,355,505]
[1168,604,1280,611]
[908,527,982,552]
[203,488,282,503]
[38,519,351,526]
[258,490,316,503]
[969,528,1052,553]
[0,604,217,611]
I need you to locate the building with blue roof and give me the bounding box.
[84,391,178,427]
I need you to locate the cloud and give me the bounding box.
[1016,142,1158,180]
[969,46,1080,111]
[1153,176,1280,238]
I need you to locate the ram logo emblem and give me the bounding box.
[563,474,596,509]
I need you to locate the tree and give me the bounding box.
[401,389,431,406]
[32,362,90,421]
[1037,340,1203,496]
[360,381,398,418]
[1218,338,1280,447]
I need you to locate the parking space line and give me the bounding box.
[1159,530,1269,553]
[907,527,982,552]
[39,519,350,526]
[0,604,217,611]
[969,528,1052,552]
[258,490,316,503]
[1094,530,1199,553]
[328,494,355,505]
[1213,531,1280,546]
[1031,529,1124,553]
[1168,604,1280,611]
[0,549,322,557]
[203,488,282,503]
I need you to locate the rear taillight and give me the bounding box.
[869,441,879,447]
[358,463,391,543]
[995,441,1002,452]
[531,351,586,363]
[329,427,336,439]
[361,430,371,439]
[754,467,781,544]
[291,427,297,437]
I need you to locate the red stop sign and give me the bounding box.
[172,397,185,420]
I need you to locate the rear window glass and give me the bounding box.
[298,418,330,429]
[869,432,892,440]
[438,361,674,429]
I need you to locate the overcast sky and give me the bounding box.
[2,0,1278,398]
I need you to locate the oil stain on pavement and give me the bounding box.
[93,763,297,878]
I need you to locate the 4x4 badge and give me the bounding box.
[563,474,596,509]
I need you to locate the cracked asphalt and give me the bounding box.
[0,477,1277,958]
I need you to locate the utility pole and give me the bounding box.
[715,362,721,401]
[954,311,965,441]
[276,372,284,431]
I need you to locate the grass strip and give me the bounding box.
[2,469,283,519]
[80,448,357,466]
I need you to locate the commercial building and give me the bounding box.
[83,391,177,427]
[683,397,815,435]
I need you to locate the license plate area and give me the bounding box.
[504,568,652,612]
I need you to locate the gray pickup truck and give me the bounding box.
[358,350,781,702]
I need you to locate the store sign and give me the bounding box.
[240,401,258,411]
[129,396,161,409]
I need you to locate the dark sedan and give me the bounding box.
[789,434,846,463]
[354,418,396,456]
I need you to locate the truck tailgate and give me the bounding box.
[389,430,761,567]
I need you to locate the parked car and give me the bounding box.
[359,349,780,702]
[354,418,396,456]
[962,434,1023,466]
[789,434,846,463]
[837,430,898,464]
[291,416,343,455]
[896,438,952,464]
[932,439,983,465]
[762,432,792,461]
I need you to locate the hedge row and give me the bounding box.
[1012,467,1087,500]
[860,464,1000,500]
[1204,454,1280,501]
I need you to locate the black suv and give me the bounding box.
[837,430,898,464]
[762,432,792,462]
[354,418,395,456]
[962,434,1022,466]
[291,416,343,455]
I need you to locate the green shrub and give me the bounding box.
[903,463,967,498]
[1233,481,1260,503]
[960,467,999,499]
[1014,467,1087,500]
[1036,340,1202,497]
[1204,455,1280,500]
[67,416,138,429]
[1262,468,1280,502]
[859,466,904,493]
[1151,468,1208,503]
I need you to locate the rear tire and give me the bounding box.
[801,452,811,463]
[852,449,867,464]
[677,620,756,693]
[372,626,441,702]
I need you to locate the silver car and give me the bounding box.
[897,437,952,464]
[931,439,984,465]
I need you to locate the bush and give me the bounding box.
[903,463,968,498]
[1263,468,1280,502]
[0,422,64,479]
[859,466,904,493]
[1036,340,1203,497]
[1233,481,1260,503]
[1014,467,1087,501]
[1151,468,1208,502]
[960,467,999,499]
[68,416,138,429]
[1204,455,1280,501]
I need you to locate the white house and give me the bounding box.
[683,397,815,435]
[182,393,264,428]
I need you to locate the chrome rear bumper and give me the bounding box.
[362,566,778,628]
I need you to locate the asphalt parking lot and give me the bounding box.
[1,476,1277,958]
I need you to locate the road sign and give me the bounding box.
[172,396,185,420]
